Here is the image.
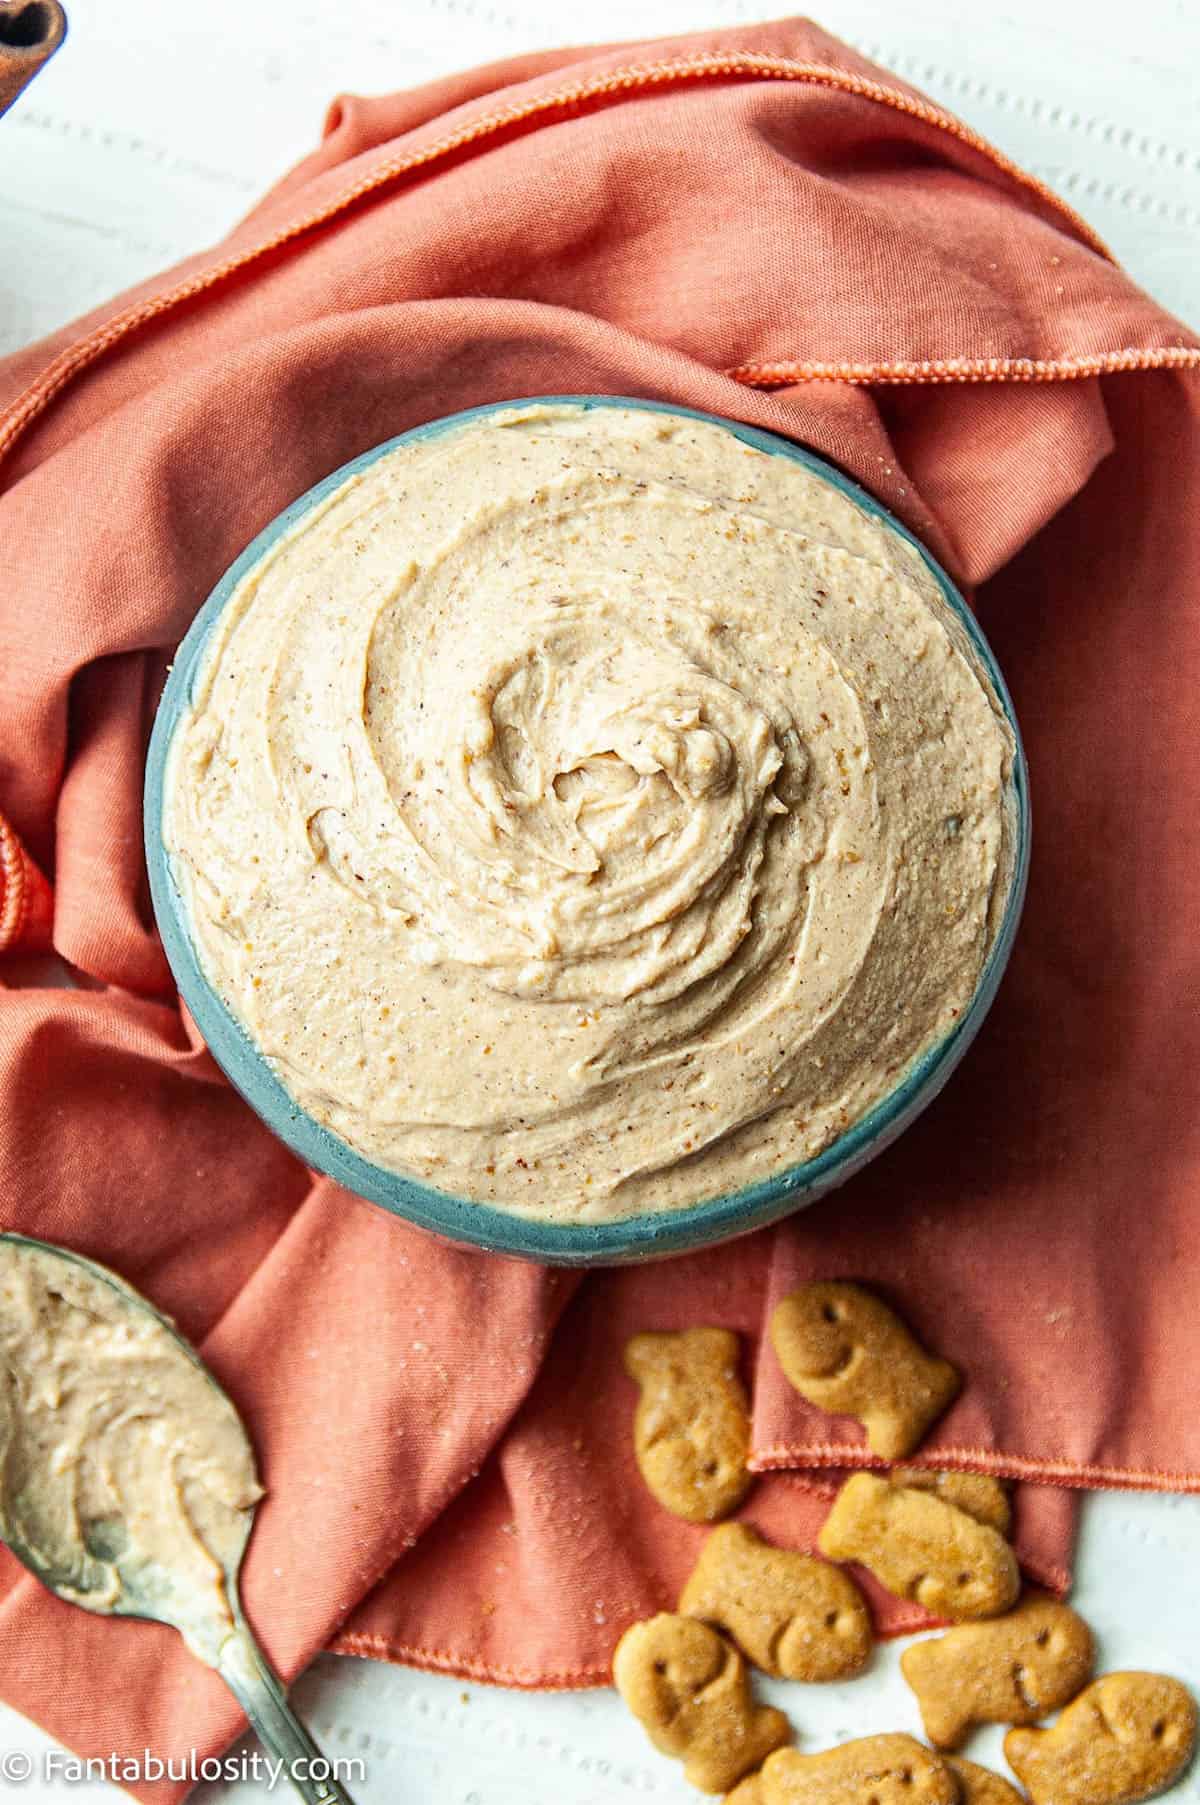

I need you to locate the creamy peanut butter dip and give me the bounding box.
[164,402,1016,1222]
[0,1239,261,1661]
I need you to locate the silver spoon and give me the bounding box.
[0,1232,357,1805]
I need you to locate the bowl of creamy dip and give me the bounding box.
[145,398,1029,1264]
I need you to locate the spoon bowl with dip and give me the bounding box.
[0,1233,357,1805]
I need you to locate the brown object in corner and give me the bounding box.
[0,2,66,120]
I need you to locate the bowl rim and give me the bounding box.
[144,394,1030,1267]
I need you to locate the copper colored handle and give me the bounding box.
[0,1,66,120]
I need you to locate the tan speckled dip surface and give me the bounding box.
[163,404,1015,1222]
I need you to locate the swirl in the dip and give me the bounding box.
[164,404,1015,1222]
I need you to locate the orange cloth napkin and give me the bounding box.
[2,18,1199,1798]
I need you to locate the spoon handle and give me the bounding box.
[219,1629,359,1805]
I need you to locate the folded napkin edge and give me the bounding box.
[0,42,1147,476]
[752,1445,1200,1491]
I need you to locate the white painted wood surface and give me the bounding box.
[1,3,1197,1799]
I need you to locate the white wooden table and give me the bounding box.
[1,3,1197,1799]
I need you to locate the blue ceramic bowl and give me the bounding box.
[145,397,1029,1266]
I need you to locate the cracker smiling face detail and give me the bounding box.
[769,1282,960,1460]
